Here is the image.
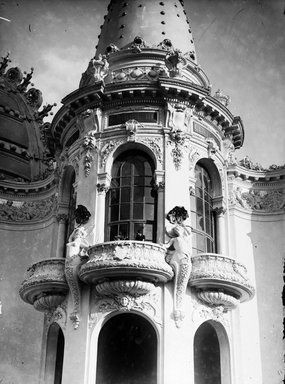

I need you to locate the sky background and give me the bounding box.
[0,0,284,167]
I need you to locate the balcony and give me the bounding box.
[78,241,173,296]
[19,259,69,312]
[189,253,255,310]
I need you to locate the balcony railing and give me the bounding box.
[19,258,69,312]
[78,241,173,295]
[189,253,255,309]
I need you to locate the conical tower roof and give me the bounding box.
[96,0,196,59]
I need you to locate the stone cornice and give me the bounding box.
[0,173,56,197]
[227,163,285,183]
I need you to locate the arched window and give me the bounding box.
[191,164,215,255]
[194,321,231,384]
[96,313,157,384]
[106,150,156,242]
[44,323,64,384]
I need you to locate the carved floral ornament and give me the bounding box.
[229,186,285,212]
[82,130,98,177]
[0,195,57,222]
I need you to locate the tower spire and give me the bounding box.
[96,0,196,61]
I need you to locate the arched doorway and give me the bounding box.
[194,321,231,384]
[96,313,157,384]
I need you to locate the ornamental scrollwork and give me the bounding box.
[137,137,163,165]
[165,206,192,328]
[0,195,57,222]
[168,131,190,170]
[100,139,125,168]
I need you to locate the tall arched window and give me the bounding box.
[191,164,215,254]
[106,150,157,242]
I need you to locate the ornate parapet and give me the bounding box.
[189,253,254,310]
[78,241,173,295]
[19,259,68,312]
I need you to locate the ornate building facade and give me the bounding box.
[0,1,284,383]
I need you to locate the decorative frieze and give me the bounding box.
[229,186,285,212]
[0,195,57,222]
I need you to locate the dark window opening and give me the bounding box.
[194,322,221,384]
[96,313,157,384]
[106,150,157,242]
[45,323,64,384]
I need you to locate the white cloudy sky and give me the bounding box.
[0,0,284,167]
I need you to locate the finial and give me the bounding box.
[0,52,11,76]
[17,67,34,92]
[36,103,57,121]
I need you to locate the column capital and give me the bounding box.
[96,183,109,194]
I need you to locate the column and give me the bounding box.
[215,207,227,255]
[95,183,109,243]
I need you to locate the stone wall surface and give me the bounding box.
[230,211,285,384]
[0,224,54,384]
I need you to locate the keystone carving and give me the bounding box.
[165,206,192,327]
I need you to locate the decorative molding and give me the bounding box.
[189,146,200,170]
[168,131,190,170]
[96,183,109,194]
[100,139,126,168]
[82,130,98,177]
[0,194,57,222]
[137,137,163,165]
[45,300,67,331]
[79,54,109,87]
[192,297,229,329]
[165,49,187,78]
[89,287,161,328]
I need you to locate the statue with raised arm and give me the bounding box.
[165,206,192,327]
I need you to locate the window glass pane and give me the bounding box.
[133,203,143,219]
[110,189,119,204]
[191,212,196,229]
[145,187,154,203]
[121,177,131,186]
[205,218,212,235]
[110,205,119,221]
[196,198,203,215]
[134,176,144,186]
[197,233,205,253]
[120,204,130,220]
[207,237,213,252]
[133,161,144,176]
[122,162,131,175]
[134,187,144,202]
[121,188,130,203]
[144,176,152,186]
[196,215,204,231]
[111,178,120,188]
[118,223,129,240]
[134,223,145,241]
[144,162,152,176]
[110,225,118,241]
[144,224,153,241]
[145,204,154,220]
